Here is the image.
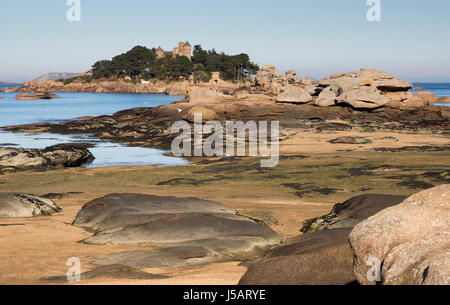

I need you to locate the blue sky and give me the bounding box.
[1,0,450,82]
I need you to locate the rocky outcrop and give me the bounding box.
[187,87,222,104]
[349,185,450,285]
[336,87,390,109]
[318,69,413,92]
[285,70,299,82]
[315,88,337,107]
[301,194,407,232]
[254,65,301,94]
[254,65,285,94]
[438,96,450,104]
[0,144,94,172]
[240,193,408,285]
[276,86,313,104]
[0,193,61,218]
[313,70,448,110]
[182,106,218,123]
[239,228,355,285]
[413,91,438,105]
[73,194,281,265]
[300,78,315,86]
[16,92,60,100]
[253,67,442,111]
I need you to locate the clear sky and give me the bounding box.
[1,0,449,82]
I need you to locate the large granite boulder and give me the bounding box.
[413,91,438,105]
[384,91,413,103]
[0,144,94,171]
[437,96,450,104]
[336,87,390,109]
[399,96,429,110]
[385,91,439,110]
[285,69,299,82]
[318,69,413,92]
[239,228,355,285]
[316,69,414,109]
[254,65,287,94]
[300,78,315,86]
[276,86,313,104]
[301,194,407,232]
[0,193,61,218]
[182,106,218,123]
[315,88,337,107]
[188,87,222,104]
[73,194,281,264]
[350,185,450,285]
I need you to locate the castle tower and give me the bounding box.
[172,41,192,61]
[155,47,165,59]
[183,41,192,61]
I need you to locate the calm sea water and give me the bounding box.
[412,83,450,106]
[0,91,181,126]
[0,87,187,167]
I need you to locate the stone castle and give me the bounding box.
[156,41,192,61]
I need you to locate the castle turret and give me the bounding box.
[172,41,192,61]
[156,47,165,58]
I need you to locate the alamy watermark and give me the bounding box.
[171,114,279,168]
[366,256,382,282]
[367,0,381,22]
[67,0,81,22]
[66,257,81,282]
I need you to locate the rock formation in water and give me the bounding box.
[15,92,60,100]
